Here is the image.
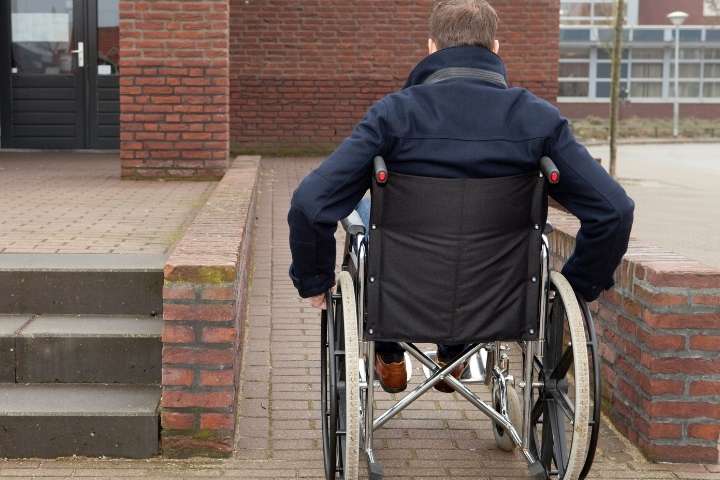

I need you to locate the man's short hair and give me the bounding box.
[429,0,499,51]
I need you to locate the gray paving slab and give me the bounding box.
[0,384,160,416]
[588,143,720,269]
[0,315,32,336]
[19,315,162,337]
[0,253,166,272]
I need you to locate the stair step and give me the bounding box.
[1,315,162,384]
[0,253,164,315]
[0,383,159,458]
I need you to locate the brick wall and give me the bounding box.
[549,209,720,464]
[229,0,560,153]
[161,157,259,457]
[119,0,230,179]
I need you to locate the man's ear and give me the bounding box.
[493,39,500,54]
[428,38,438,55]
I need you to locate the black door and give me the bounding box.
[0,0,119,150]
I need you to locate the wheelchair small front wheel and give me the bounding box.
[320,272,360,480]
[528,271,591,480]
[492,382,522,452]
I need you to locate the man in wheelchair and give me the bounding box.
[288,1,634,479]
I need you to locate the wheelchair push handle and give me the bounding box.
[373,156,388,185]
[540,156,560,184]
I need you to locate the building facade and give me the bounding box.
[1,0,560,178]
[559,0,720,118]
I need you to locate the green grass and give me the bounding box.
[571,116,720,142]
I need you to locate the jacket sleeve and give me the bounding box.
[547,118,635,301]
[288,99,389,298]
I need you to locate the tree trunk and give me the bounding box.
[609,0,625,179]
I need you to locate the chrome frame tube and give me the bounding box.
[399,343,524,451]
[372,343,485,431]
[365,340,376,461]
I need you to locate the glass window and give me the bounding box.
[10,0,75,74]
[560,47,591,59]
[680,48,702,60]
[707,31,720,42]
[705,48,720,60]
[633,48,664,60]
[597,62,628,78]
[97,0,120,75]
[597,29,630,42]
[559,82,589,97]
[670,82,701,97]
[633,29,665,42]
[559,63,590,78]
[705,63,720,78]
[630,82,662,97]
[593,2,615,17]
[670,64,702,78]
[703,82,720,97]
[679,30,703,42]
[596,81,628,98]
[597,48,629,60]
[632,63,663,78]
[560,29,592,41]
[561,2,591,16]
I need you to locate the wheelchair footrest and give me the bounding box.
[421,349,488,384]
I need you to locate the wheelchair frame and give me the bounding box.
[321,159,601,480]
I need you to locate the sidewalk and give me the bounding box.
[0,157,715,479]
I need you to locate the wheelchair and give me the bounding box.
[320,156,601,480]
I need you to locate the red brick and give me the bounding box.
[201,327,236,343]
[647,357,720,375]
[692,294,720,306]
[688,423,720,441]
[643,311,720,329]
[163,346,235,366]
[689,380,720,396]
[200,413,235,431]
[636,330,685,351]
[648,401,720,419]
[162,325,195,344]
[161,390,233,408]
[200,286,236,301]
[633,285,689,307]
[690,335,720,351]
[163,303,234,322]
[641,440,720,464]
[161,412,195,430]
[200,370,234,386]
[162,367,193,386]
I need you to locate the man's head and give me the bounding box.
[428,0,500,55]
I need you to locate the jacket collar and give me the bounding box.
[403,45,509,89]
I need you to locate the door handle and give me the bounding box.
[71,41,85,68]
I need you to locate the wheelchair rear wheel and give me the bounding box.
[528,272,590,480]
[321,272,360,480]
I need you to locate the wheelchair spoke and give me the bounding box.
[550,347,573,381]
[555,390,575,421]
[547,400,568,478]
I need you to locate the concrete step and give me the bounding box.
[0,314,162,384]
[0,254,164,315]
[0,383,159,458]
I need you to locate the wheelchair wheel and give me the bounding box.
[492,383,523,452]
[579,301,601,480]
[320,272,360,480]
[528,272,590,480]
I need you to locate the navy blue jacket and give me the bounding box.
[288,46,634,302]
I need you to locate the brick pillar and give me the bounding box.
[120,0,230,179]
[549,209,720,464]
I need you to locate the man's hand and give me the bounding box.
[309,293,327,310]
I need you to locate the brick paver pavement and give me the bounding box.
[0,157,716,479]
[0,152,215,255]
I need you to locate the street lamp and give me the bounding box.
[667,11,689,138]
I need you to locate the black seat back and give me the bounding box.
[366,172,546,344]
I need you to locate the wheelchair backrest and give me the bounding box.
[366,172,546,344]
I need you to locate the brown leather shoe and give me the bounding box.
[374,353,407,393]
[433,357,468,393]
